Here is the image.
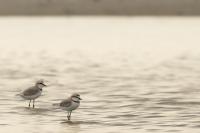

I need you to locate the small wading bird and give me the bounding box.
[19,80,47,108]
[60,93,82,120]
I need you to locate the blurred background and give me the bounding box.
[1,1,200,133]
[0,0,198,15]
[0,0,200,15]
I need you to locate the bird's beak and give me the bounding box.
[41,83,47,86]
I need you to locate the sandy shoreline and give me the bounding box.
[0,0,200,15]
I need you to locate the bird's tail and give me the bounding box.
[15,93,23,97]
[15,93,21,96]
[52,103,61,109]
[52,103,59,106]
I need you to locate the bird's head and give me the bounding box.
[35,79,47,89]
[71,93,82,102]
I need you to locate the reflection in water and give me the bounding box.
[0,17,200,133]
[60,121,81,133]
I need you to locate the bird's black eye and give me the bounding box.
[73,96,79,99]
[40,88,43,91]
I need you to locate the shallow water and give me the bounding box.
[0,17,200,132]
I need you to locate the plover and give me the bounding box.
[60,93,82,120]
[19,80,47,108]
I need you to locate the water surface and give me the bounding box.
[0,17,200,133]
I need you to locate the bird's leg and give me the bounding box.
[28,100,31,107]
[67,112,70,120]
[67,111,70,120]
[69,111,72,120]
[33,100,35,108]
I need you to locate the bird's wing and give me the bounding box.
[60,98,72,107]
[22,86,39,96]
